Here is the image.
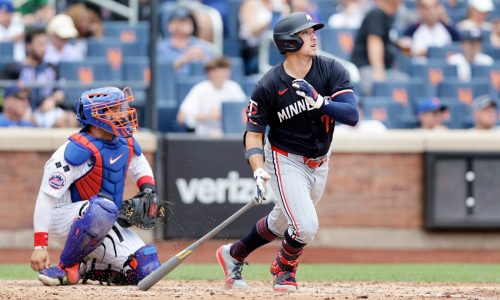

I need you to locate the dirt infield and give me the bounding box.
[4,241,500,299]
[1,280,500,300]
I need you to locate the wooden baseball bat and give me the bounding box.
[138,198,259,291]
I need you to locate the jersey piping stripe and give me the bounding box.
[272,150,300,238]
[331,89,354,99]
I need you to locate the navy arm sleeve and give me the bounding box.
[320,60,358,126]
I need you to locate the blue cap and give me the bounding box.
[4,85,22,97]
[0,0,14,13]
[168,7,191,22]
[417,98,447,114]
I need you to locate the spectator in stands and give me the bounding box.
[288,0,319,21]
[457,0,494,31]
[416,98,448,130]
[157,6,215,76]
[335,98,387,133]
[328,0,369,29]
[17,0,55,27]
[65,3,103,39]
[490,16,500,48]
[351,0,408,96]
[239,0,289,75]
[398,0,460,59]
[17,27,77,128]
[44,14,85,65]
[0,85,36,127]
[0,0,25,61]
[471,95,499,130]
[176,57,246,137]
[447,28,493,82]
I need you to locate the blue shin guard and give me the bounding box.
[123,244,160,284]
[60,195,119,267]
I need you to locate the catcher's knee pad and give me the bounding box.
[123,244,160,285]
[60,195,119,267]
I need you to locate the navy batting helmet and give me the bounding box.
[273,12,324,54]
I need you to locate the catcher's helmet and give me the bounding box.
[76,86,138,137]
[273,12,324,54]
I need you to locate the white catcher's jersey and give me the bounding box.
[33,141,154,271]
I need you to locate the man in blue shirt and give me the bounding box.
[156,7,215,75]
[0,85,36,127]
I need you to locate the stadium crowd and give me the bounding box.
[0,0,498,132]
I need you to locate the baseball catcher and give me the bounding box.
[30,87,166,286]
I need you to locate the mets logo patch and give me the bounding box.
[48,172,66,189]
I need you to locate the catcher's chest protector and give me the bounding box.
[67,132,134,208]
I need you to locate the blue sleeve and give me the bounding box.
[321,91,359,126]
[322,60,358,126]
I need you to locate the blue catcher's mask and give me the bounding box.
[75,87,138,137]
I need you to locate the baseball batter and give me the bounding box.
[217,12,359,292]
[30,87,161,286]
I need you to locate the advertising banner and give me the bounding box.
[162,134,274,238]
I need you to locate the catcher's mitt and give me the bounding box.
[118,188,166,230]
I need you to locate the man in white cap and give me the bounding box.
[44,14,84,65]
[458,0,495,31]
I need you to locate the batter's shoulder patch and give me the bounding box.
[48,172,66,190]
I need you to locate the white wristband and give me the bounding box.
[34,246,47,250]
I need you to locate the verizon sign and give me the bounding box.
[163,135,274,239]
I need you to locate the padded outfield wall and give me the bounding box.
[2,129,500,250]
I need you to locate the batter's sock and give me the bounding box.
[272,229,306,272]
[282,229,305,255]
[230,217,277,262]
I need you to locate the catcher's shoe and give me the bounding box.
[216,244,249,289]
[39,263,80,286]
[270,257,298,292]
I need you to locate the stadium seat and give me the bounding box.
[438,79,491,106]
[0,41,13,57]
[471,63,500,94]
[227,0,241,41]
[361,97,415,128]
[484,46,500,60]
[372,81,428,108]
[243,74,260,96]
[176,76,206,104]
[319,28,356,61]
[157,102,188,132]
[315,0,338,22]
[123,57,150,84]
[222,101,248,134]
[410,61,458,87]
[87,39,148,58]
[157,60,177,104]
[59,58,122,84]
[427,44,461,59]
[63,87,86,108]
[102,21,149,43]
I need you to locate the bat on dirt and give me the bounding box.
[138,197,260,291]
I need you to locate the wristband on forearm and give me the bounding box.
[34,232,48,247]
[244,147,264,160]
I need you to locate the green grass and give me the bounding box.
[3,264,500,282]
